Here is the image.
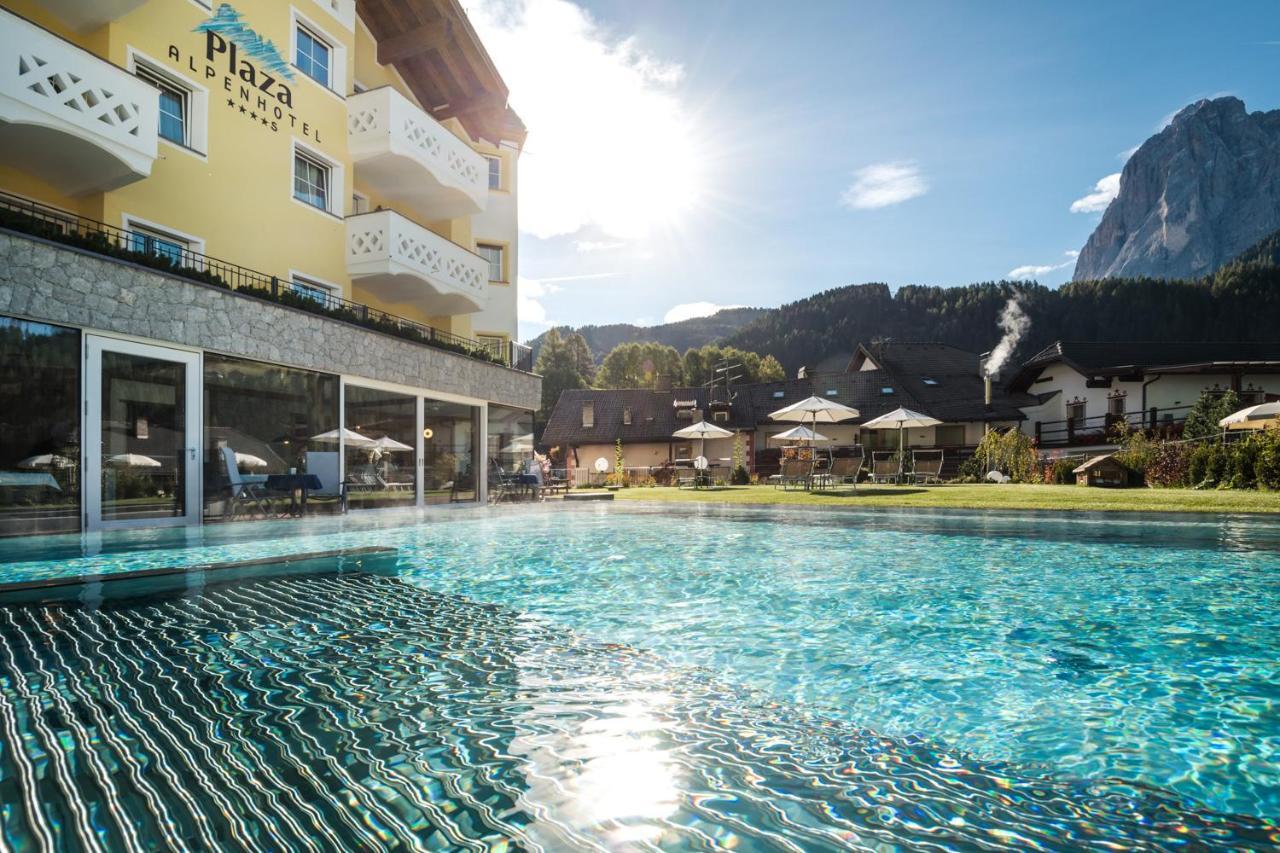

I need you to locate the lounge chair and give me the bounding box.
[870,451,898,484]
[304,451,347,513]
[779,458,812,491]
[911,449,944,485]
[220,446,273,519]
[822,453,863,490]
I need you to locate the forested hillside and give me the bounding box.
[722,229,1280,373]
[528,307,766,363]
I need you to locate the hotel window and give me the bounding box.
[294,151,330,211]
[1067,401,1086,422]
[582,402,594,428]
[486,155,502,190]
[623,407,632,425]
[713,410,729,422]
[477,243,505,282]
[128,224,189,266]
[1108,395,1125,416]
[136,67,187,145]
[295,25,331,87]
[291,276,335,306]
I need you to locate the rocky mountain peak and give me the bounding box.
[1072,96,1280,281]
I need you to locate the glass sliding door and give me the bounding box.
[85,337,200,529]
[203,355,339,521]
[344,385,417,510]
[423,398,479,503]
[0,317,81,536]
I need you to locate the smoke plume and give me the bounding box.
[984,295,1030,378]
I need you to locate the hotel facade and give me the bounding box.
[0,0,538,535]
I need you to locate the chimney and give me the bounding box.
[797,365,807,379]
[984,375,993,411]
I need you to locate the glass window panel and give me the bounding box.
[296,27,330,86]
[294,154,329,210]
[487,156,501,190]
[477,244,503,282]
[424,398,479,504]
[129,228,188,265]
[157,86,185,144]
[0,317,81,536]
[203,354,339,521]
[345,385,416,510]
[292,279,333,305]
[100,352,185,521]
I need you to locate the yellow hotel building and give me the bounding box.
[0,0,539,535]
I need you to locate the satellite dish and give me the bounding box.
[593,457,610,473]
[694,455,709,470]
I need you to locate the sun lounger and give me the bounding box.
[870,451,898,484]
[779,458,812,491]
[911,449,944,484]
[221,446,273,519]
[821,453,863,490]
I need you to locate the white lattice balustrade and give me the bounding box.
[0,8,156,194]
[348,87,488,219]
[346,210,488,315]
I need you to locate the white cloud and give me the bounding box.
[517,276,561,327]
[839,161,928,210]
[1118,145,1139,161]
[1007,250,1079,281]
[469,0,704,240]
[1069,173,1120,213]
[662,301,745,324]
[574,240,627,253]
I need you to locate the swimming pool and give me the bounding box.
[0,504,1277,849]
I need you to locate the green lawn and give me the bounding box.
[609,483,1280,514]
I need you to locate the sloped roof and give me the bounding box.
[1010,341,1280,391]
[542,342,1033,446]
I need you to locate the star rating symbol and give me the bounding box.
[261,116,269,126]
[226,98,234,107]
[238,104,246,114]
[249,111,257,120]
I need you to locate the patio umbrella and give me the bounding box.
[17,453,74,469]
[107,453,161,467]
[767,425,831,445]
[234,451,269,469]
[860,407,943,479]
[1219,401,1280,431]
[370,435,413,451]
[501,433,535,454]
[672,420,734,468]
[311,427,376,447]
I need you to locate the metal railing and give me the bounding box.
[0,190,534,371]
[1032,405,1193,447]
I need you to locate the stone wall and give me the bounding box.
[0,231,540,410]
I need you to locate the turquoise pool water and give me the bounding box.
[1,504,1278,848]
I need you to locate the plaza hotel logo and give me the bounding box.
[167,4,323,142]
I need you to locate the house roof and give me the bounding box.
[1073,454,1121,473]
[358,0,521,144]
[542,342,1033,447]
[1009,341,1280,391]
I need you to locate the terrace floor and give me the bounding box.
[610,483,1280,514]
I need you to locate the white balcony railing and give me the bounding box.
[348,87,488,219]
[346,209,488,315]
[38,0,147,33]
[0,8,157,195]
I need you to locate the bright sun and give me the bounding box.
[470,0,709,241]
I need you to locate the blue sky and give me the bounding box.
[469,1,1278,341]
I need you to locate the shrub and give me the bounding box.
[1042,457,1077,484]
[1144,442,1192,488]
[962,428,1038,482]
[731,465,750,485]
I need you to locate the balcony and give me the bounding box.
[0,8,157,195]
[346,209,488,315]
[39,0,147,33]
[348,87,488,219]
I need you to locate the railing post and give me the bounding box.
[270,275,278,298]
[1149,407,1158,432]
[1066,416,1075,443]
[1034,421,1041,443]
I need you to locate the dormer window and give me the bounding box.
[881,387,894,395]
[772,390,785,399]
[825,389,838,397]
[713,410,729,422]
[581,402,594,428]
[623,407,632,425]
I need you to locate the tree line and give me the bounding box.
[533,333,785,423]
